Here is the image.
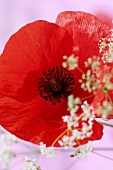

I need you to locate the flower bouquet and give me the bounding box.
[0,11,113,169]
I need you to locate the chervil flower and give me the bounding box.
[92,30,113,119]
[0,11,110,147]
[70,145,93,158]
[23,157,41,170]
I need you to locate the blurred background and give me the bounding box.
[0,0,113,169]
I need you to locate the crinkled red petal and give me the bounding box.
[96,12,113,27]
[56,11,110,79]
[56,11,111,105]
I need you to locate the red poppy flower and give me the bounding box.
[0,11,111,147]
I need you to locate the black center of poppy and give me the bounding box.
[38,66,75,105]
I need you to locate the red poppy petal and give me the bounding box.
[56,11,110,68]
[0,20,73,102]
[0,97,68,146]
[0,96,103,146]
[56,11,111,104]
[0,94,69,125]
[91,89,105,108]
[96,12,113,27]
[90,120,103,140]
[76,120,103,146]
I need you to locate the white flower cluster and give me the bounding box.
[67,95,81,115]
[84,56,100,71]
[79,56,101,94]
[62,54,79,70]
[95,65,113,91]
[0,128,17,169]
[0,145,16,170]
[59,96,95,148]
[60,49,113,148]
[70,145,93,158]
[58,135,76,149]
[99,30,113,63]
[23,157,41,170]
[96,100,113,119]
[1,132,17,144]
[39,142,59,157]
[79,57,113,94]
[99,38,108,53]
[79,69,98,93]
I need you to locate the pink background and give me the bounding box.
[0,0,113,169]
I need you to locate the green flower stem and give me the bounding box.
[98,121,113,128]
[105,90,113,106]
[92,151,113,161]
[93,147,113,151]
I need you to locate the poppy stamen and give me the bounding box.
[38,66,75,105]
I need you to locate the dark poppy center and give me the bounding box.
[38,66,75,105]
[50,79,62,92]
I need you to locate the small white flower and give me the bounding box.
[72,129,83,140]
[58,135,76,148]
[100,30,113,63]
[79,70,98,93]
[62,115,79,128]
[67,95,80,114]
[0,144,16,169]
[96,100,113,119]
[23,156,41,170]
[62,54,79,70]
[39,142,59,157]
[0,128,17,169]
[73,145,93,158]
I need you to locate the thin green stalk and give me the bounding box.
[98,121,113,128]
[105,90,113,106]
[92,151,113,161]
